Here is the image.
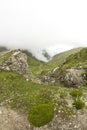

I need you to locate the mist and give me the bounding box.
[0,0,87,60]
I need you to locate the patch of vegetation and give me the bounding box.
[46,47,83,72]
[0,70,86,126]
[0,50,16,65]
[22,48,83,76]
[22,50,47,75]
[70,89,85,110]
[60,91,67,98]
[0,71,57,126]
[70,89,83,99]
[73,99,85,110]
[28,103,54,127]
[60,48,87,73]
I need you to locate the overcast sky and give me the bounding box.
[0,0,87,60]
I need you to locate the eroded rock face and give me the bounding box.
[41,67,60,85]
[64,67,87,87]
[41,66,87,87]
[0,50,31,78]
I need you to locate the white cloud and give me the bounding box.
[0,0,87,60]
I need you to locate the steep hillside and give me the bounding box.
[46,47,83,70]
[22,50,46,75]
[42,48,87,87]
[24,48,83,75]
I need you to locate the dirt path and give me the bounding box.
[0,106,30,130]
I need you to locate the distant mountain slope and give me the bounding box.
[46,47,83,70]
[22,50,46,75]
[0,47,84,76]
[42,48,87,87]
[60,47,87,71]
[23,48,83,75]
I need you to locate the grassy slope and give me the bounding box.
[22,50,48,75]
[0,50,16,65]
[52,48,87,80]
[0,71,85,127]
[0,47,83,75]
[27,48,83,75]
[0,71,69,126]
[0,47,86,76]
[0,48,86,127]
[60,47,87,72]
[1,71,81,126]
[46,47,83,69]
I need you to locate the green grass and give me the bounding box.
[0,71,56,109]
[47,47,83,69]
[51,48,87,82]
[0,47,85,76]
[0,48,86,127]
[0,71,57,126]
[70,88,85,110]
[0,50,16,65]
[0,71,86,126]
[25,48,83,76]
[73,99,85,110]
[70,89,83,99]
[28,103,54,127]
[60,48,87,72]
[27,55,47,75]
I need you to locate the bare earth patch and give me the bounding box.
[0,106,87,130]
[0,106,30,130]
[0,90,87,130]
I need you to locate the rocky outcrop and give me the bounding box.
[41,66,87,87]
[64,67,87,87]
[0,50,31,79]
[41,67,60,85]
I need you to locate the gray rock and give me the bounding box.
[0,50,32,79]
[64,68,86,87]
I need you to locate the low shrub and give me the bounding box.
[73,99,85,110]
[70,89,83,99]
[28,103,54,127]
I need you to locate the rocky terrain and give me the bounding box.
[41,48,87,88]
[0,50,31,78]
[0,90,87,130]
[0,47,87,130]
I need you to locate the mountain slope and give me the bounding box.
[46,47,83,70]
[42,48,87,87]
[0,47,87,129]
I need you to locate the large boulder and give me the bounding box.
[0,50,31,79]
[64,67,87,87]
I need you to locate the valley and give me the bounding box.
[0,47,87,130]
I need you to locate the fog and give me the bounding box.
[0,0,87,60]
